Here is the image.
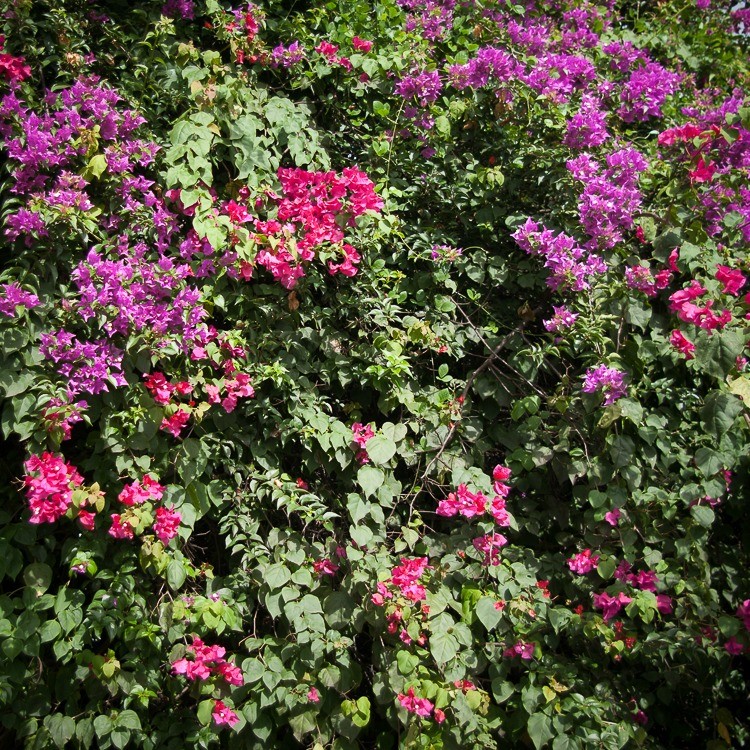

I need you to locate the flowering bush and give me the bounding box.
[0,0,749,748]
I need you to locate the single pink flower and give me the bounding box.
[604,508,621,526]
[567,548,600,575]
[724,637,744,655]
[307,686,320,703]
[212,700,239,727]
[398,687,434,717]
[656,594,673,615]
[352,37,373,52]
[670,330,695,359]
[153,506,181,544]
[109,514,135,540]
[313,558,339,576]
[716,265,747,296]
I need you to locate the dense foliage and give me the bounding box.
[1,0,749,748]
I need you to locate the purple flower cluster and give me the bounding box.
[394,69,443,106]
[446,47,518,90]
[1,77,153,242]
[161,0,195,20]
[71,240,209,346]
[40,331,127,397]
[524,53,597,102]
[271,41,305,68]
[511,218,606,292]
[398,0,456,40]
[567,148,648,249]
[617,62,682,123]
[543,305,578,332]
[563,96,609,149]
[0,283,40,317]
[601,41,648,74]
[582,365,627,405]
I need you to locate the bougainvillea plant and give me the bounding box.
[0,0,749,748]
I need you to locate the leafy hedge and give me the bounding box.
[0,0,749,748]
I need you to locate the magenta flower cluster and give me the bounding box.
[512,218,606,292]
[581,365,627,405]
[23,452,84,525]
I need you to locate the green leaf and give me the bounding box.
[694,447,723,477]
[528,713,554,750]
[39,620,62,643]
[694,330,745,379]
[430,630,459,665]
[289,710,317,740]
[24,563,53,594]
[691,504,715,528]
[727,375,750,405]
[597,558,616,580]
[116,711,141,731]
[365,435,397,464]
[491,679,515,703]
[357,466,384,498]
[197,700,214,726]
[166,560,186,591]
[93,715,112,739]
[110,727,129,750]
[474,596,502,630]
[83,154,108,180]
[609,436,635,469]
[324,592,355,630]
[347,494,370,525]
[397,649,419,675]
[265,563,291,590]
[700,391,743,437]
[47,714,75,749]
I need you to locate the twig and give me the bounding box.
[420,313,527,480]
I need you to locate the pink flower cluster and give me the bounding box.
[624,264,672,297]
[670,329,696,359]
[592,591,632,621]
[567,548,600,575]
[436,464,513,526]
[398,687,444,722]
[118,474,164,506]
[171,637,244,686]
[41,331,127,398]
[716,265,746,296]
[212,699,239,727]
[473,532,508,566]
[315,41,353,71]
[668,280,732,331]
[737,600,750,631]
[512,217,606,292]
[614,561,659,592]
[313,558,339,577]
[161,410,191,438]
[206,373,255,413]
[543,305,578,333]
[41,398,88,441]
[0,36,31,82]
[351,422,375,464]
[503,641,535,660]
[109,475,181,544]
[230,167,383,288]
[372,557,432,604]
[143,372,193,405]
[567,148,649,250]
[23,452,84,524]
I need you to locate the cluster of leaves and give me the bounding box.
[0,0,749,748]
